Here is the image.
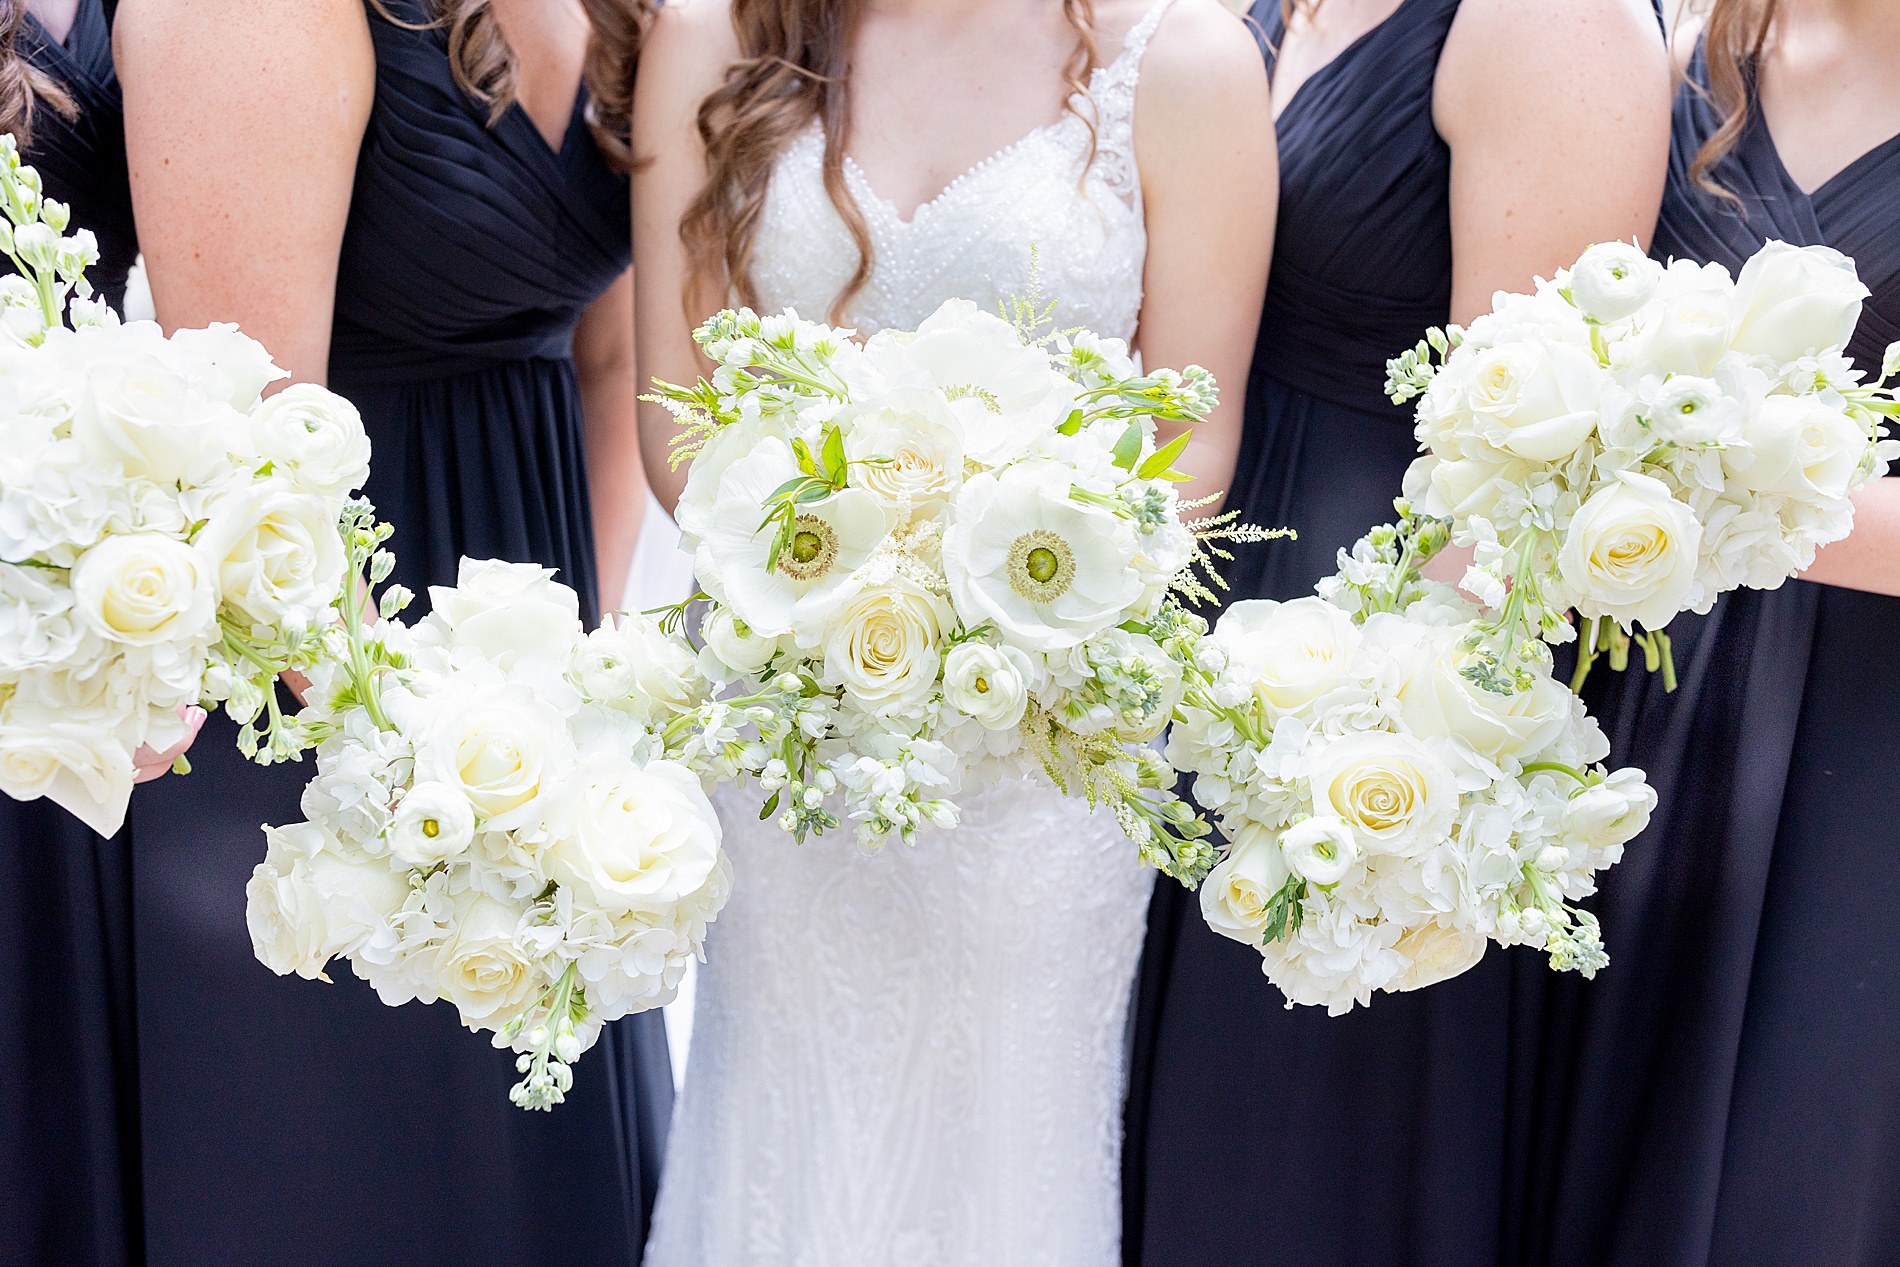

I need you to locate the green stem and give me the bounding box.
[1521,761,1590,785]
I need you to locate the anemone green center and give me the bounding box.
[776,514,840,582]
[1006,528,1077,603]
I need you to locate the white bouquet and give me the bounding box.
[0,136,365,833]
[1388,239,1900,688]
[1171,513,1656,1013]
[247,533,730,1109]
[650,297,1271,881]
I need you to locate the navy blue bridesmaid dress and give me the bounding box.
[1505,46,1900,1267]
[126,3,669,1263]
[1122,3,1543,1264]
[1,4,143,1263]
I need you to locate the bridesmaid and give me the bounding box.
[1122,1,1670,1264]
[112,0,667,1261]
[1510,2,1900,1262]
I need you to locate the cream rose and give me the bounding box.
[1305,730,1457,857]
[1625,287,1735,377]
[428,558,583,667]
[436,892,542,1027]
[1399,628,1573,760]
[1214,596,1361,716]
[387,780,477,867]
[248,382,371,497]
[822,579,947,714]
[1199,820,1292,943]
[1280,814,1359,886]
[70,532,217,646]
[1558,472,1701,632]
[1393,921,1488,991]
[942,641,1031,730]
[194,478,347,632]
[1407,451,1538,523]
[71,353,236,484]
[1568,241,1659,324]
[247,822,409,980]
[411,683,575,834]
[1729,240,1868,362]
[1724,393,1867,499]
[549,758,721,914]
[841,388,965,515]
[0,711,136,836]
[1458,339,1602,461]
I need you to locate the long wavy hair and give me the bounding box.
[1685,0,1778,199]
[372,0,658,171]
[681,0,1101,323]
[0,0,78,148]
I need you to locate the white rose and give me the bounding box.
[70,532,217,646]
[246,858,339,981]
[411,682,576,834]
[70,352,238,485]
[1457,339,1603,461]
[840,388,965,516]
[1393,921,1488,991]
[1724,393,1867,499]
[1645,375,1744,447]
[549,757,721,914]
[1281,814,1359,886]
[247,822,409,979]
[1558,472,1701,631]
[194,478,347,632]
[1199,820,1292,943]
[1562,768,1656,853]
[700,606,779,676]
[1399,626,1574,760]
[0,711,135,836]
[248,383,371,497]
[387,780,477,867]
[1729,241,1868,362]
[427,557,582,667]
[623,616,706,721]
[1306,730,1458,857]
[1624,285,1735,377]
[1214,596,1361,717]
[822,579,947,715]
[1568,241,1660,324]
[436,892,543,1028]
[166,322,287,412]
[942,641,1031,729]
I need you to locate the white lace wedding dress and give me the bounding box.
[645,4,1175,1262]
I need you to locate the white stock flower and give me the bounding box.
[411,682,576,835]
[1724,393,1867,499]
[1214,597,1363,717]
[1568,241,1660,324]
[1393,921,1488,991]
[1729,241,1868,362]
[1200,820,1292,942]
[1281,814,1359,886]
[166,322,286,412]
[839,388,964,517]
[1456,339,1604,461]
[0,561,93,670]
[387,781,477,867]
[821,579,948,715]
[943,460,1142,653]
[941,641,1031,730]
[1398,626,1573,761]
[548,757,722,914]
[70,532,217,647]
[248,383,371,497]
[436,892,543,1028]
[194,478,346,632]
[1305,729,1457,857]
[427,558,583,668]
[1558,472,1701,631]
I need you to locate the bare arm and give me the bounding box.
[1132,0,1276,508]
[116,0,374,383]
[1801,478,1900,597]
[632,0,737,515]
[576,268,646,617]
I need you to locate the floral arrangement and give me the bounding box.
[0,136,365,834]
[1388,239,1899,690]
[650,297,1269,881]
[246,543,730,1109]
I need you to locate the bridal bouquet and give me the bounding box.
[0,136,364,834]
[1389,239,1900,687]
[1172,511,1656,1014]
[651,298,1262,881]
[247,532,730,1109]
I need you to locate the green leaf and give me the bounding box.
[820,425,847,482]
[1056,408,1085,436]
[1110,422,1144,471]
[760,789,781,820]
[790,436,819,477]
[793,482,833,504]
[765,475,808,503]
[1261,875,1307,945]
[1137,428,1192,480]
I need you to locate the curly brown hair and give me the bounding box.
[0,0,78,149]
[679,0,1101,324]
[1685,0,1779,201]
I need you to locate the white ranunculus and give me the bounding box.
[0,710,135,836]
[822,578,947,715]
[700,606,780,676]
[1457,338,1603,461]
[549,757,721,914]
[942,460,1142,653]
[1393,921,1488,991]
[1645,375,1744,447]
[1214,596,1362,717]
[1280,814,1359,886]
[166,322,287,412]
[941,641,1030,730]
[1558,472,1701,631]
[428,558,583,667]
[1729,241,1868,362]
[248,382,371,497]
[1562,768,1656,853]
[436,892,542,1027]
[1568,241,1660,324]
[70,532,217,647]
[411,682,576,835]
[574,614,705,725]
[70,352,238,485]
[1306,730,1458,857]
[194,478,346,632]
[1200,820,1292,943]
[1399,626,1573,761]
[387,780,476,867]
[1724,393,1867,499]
[839,388,964,517]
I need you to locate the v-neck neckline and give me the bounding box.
[1268,0,1425,126]
[1761,113,1900,205]
[509,82,588,164]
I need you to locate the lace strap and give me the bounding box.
[1086,0,1177,200]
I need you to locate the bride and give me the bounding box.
[632,0,1273,1258]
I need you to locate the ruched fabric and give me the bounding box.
[127,3,669,1263]
[1504,48,1900,1267]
